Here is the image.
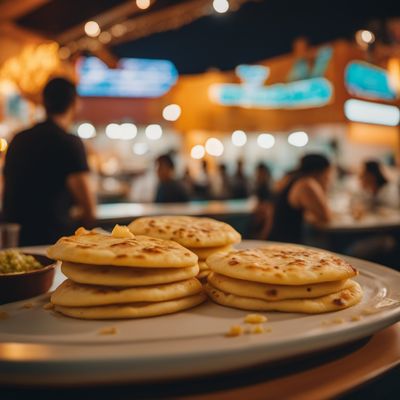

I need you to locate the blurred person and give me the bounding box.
[231,159,249,199]
[213,163,232,200]
[254,163,273,202]
[3,77,95,246]
[359,160,399,209]
[269,154,332,244]
[155,154,189,203]
[251,163,274,239]
[192,159,212,200]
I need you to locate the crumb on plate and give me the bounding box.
[98,326,118,335]
[244,314,268,324]
[0,311,9,320]
[43,303,54,310]
[226,325,244,337]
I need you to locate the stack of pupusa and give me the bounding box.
[205,245,363,314]
[128,216,241,280]
[47,226,206,319]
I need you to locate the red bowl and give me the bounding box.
[0,254,56,304]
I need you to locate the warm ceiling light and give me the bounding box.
[231,130,247,147]
[84,21,101,38]
[213,0,229,14]
[163,104,181,121]
[136,0,151,10]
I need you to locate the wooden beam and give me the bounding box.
[56,0,146,44]
[0,0,50,21]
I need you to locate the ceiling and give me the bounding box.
[8,0,400,73]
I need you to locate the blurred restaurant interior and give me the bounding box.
[1,0,400,397]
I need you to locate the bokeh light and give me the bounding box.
[213,0,229,13]
[105,123,120,139]
[163,104,181,121]
[191,145,206,159]
[84,21,101,38]
[288,131,309,147]
[77,123,96,139]
[231,130,247,147]
[145,124,163,140]
[136,0,151,10]
[133,142,149,155]
[119,123,137,140]
[205,137,224,156]
[257,133,275,149]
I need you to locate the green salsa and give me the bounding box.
[0,250,43,274]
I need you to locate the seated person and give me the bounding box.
[154,154,189,203]
[269,154,332,244]
[359,160,399,209]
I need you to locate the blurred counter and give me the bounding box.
[96,198,256,235]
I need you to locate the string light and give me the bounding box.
[98,31,112,44]
[84,21,101,38]
[213,0,230,13]
[136,0,151,10]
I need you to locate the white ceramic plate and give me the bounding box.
[1,241,400,385]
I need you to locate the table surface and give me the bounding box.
[313,207,400,233]
[96,199,255,223]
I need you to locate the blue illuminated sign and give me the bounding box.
[345,61,397,101]
[210,65,333,109]
[77,57,178,98]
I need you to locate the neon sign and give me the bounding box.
[345,61,397,101]
[209,66,333,109]
[344,99,400,126]
[77,57,178,98]
[210,46,333,109]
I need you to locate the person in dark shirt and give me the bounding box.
[254,163,272,202]
[269,154,332,244]
[3,77,96,246]
[154,154,189,203]
[231,159,249,199]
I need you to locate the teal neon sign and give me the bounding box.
[345,61,397,101]
[209,47,334,109]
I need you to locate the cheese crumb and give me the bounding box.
[111,225,134,239]
[350,315,362,322]
[75,227,90,236]
[0,311,9,320]
[332,318,344,324]
[98,326,118,335]
[43,303,54,310]
[226,325,244,337]
[22,302,34,309]
[244,314,268,324]
[251,325,265,334]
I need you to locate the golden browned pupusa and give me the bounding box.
[206,245,363,314]
[47,225,206,320]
